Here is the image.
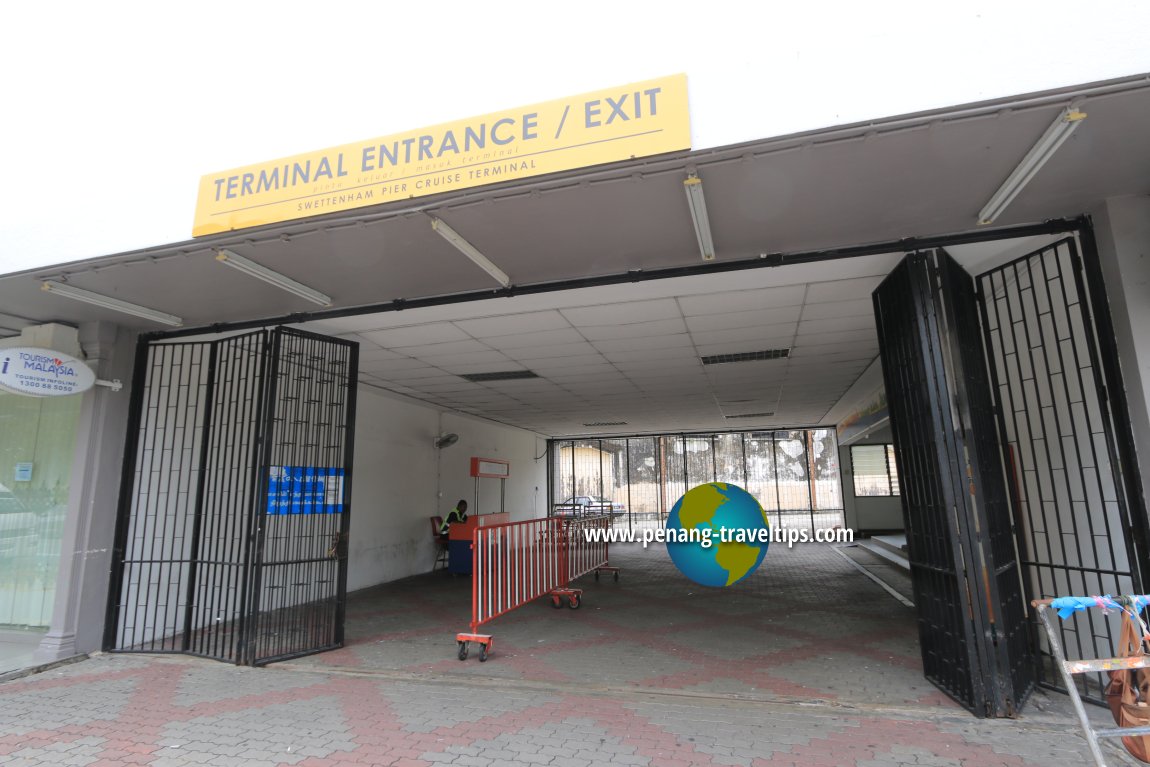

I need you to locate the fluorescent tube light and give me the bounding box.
[978,107,1087,225]
[683,173,715,261]
[41,281,184,326]
[215,249,332,306]
[430,217,511,287]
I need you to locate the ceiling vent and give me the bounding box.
[459,370,540,382]
[582,421,628,427]
[700,349,790,365]
[725,412,775,419]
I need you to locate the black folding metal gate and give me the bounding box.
[874,249,1033,717]
[977,236,1148,704]
[104,327,358,665]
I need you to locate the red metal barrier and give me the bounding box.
[455,515,617,661]
[563,515,619,583]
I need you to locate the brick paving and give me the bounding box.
[0,542,1139,765]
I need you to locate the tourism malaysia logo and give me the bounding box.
[0,348,96,396]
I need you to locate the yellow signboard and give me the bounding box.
[192,75,690,237]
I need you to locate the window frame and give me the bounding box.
[850,443,900,497]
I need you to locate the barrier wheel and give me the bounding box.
[568,595,581,610]
[594,571,600,581]
[613,571,619,582]
[550,596,562,609]
[479,644,489,662]
[457,641,469,661]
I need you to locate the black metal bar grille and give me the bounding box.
[107,327,358,666]
[247,328,358,665]
[977,236,1144,705]
[108,333,266,659]
[940,253,1034,713]
[187,332,267,661]
[874,253,980,713]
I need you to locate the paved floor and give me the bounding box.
[0,542,1138,766]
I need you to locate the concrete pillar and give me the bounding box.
[1090,195,1150,527]
[35,323,136,661]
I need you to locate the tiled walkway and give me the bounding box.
[0,543,1137,765]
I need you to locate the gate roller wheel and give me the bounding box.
[594,571,600,581]
[568,595,581,610]
[479,645,488,662]
[550,596,562,609]
[613,572,619,582]
[457,641,468,661]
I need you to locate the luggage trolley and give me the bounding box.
[1032,595,1150,767]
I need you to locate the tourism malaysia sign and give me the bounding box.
[0,348,96,397]
[192,74,690,236]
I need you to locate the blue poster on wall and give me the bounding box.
[266,466,345,515]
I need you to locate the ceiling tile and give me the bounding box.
[804,277,885,304]
[374,366,444,381]
[362,322,471,348]
[601,346,697,363]
[800,299,875,320]
[528,354,612,371]
[797,316,875,335]
[689,327,795,347]
[578,318,688,341]
[455,311,571,337]
[370,357,440,372]
[684,306,803,333]
[420,350,515,367]
[395,339,495,357]
[483,328,587,349]
[677,285,807,316]
[591,334,693,353]
[794,329,877,346]
[561,299,681,327]
[357,347,408,362]
[789,342,879,357]
[504,341,600,360]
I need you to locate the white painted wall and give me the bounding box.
[1092,195,1150,505]
[344,387,547,591]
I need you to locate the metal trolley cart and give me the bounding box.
[1033,595,1150,766]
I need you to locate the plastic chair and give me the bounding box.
[431,516,449,571]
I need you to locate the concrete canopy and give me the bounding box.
[2,74,1148,435]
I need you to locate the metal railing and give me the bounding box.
[456,515,614,661]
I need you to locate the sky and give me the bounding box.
[2,0,1149,276]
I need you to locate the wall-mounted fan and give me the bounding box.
[434,433,459,449]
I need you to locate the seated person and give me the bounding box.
[438,500,468,536]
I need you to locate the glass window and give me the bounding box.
[851,444,900,496]
[0,389,81,628]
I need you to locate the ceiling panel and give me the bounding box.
[395,339,495,356]
[796,316,875,335]
[455,311,571,337]
[505,342,600,360]
[362,323,471,347]
[420,350,514,367]
[578,318,688,341]
[590,334,694,353]
[804,277,887,304]
[800,299,875,320]
[684,306,803,332]
[483,328,587,349]
[561,299,681,327]
[677,285,808,316]
[689,327,795,347]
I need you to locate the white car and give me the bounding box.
[553,495,626,518]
